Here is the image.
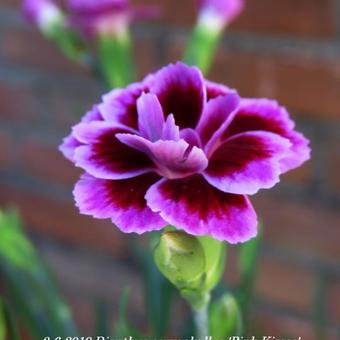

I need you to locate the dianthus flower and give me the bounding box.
[60,62,310,243]
[22,0,62,31]
[23,0,159,36]
[67,0,158,36]
[198,0,244,29]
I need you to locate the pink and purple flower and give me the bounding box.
[23,0,159,36]
[198,0,244,29]
[60,62,310,243]
[22,0,62,30]
[67,0,159,36]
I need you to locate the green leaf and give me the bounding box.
[112,289,143,339]
[94,299,110,337]
[237,225,262,330]
[313,273,328,340]
[0,298,6,340]
[0,210,39,273]
[0,209,79,338]
[209,293,243,338]
[131,232,175,337]
[0,298,20,340]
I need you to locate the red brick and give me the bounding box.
[223,245,241,286]
[329,281,340,323]
[20,137,81,186]
[0,131,12,168]
[253,193,340,262]
[233,0,335,38]
[0,82,37,122]
[134,39,160,79]
[256,256,313,313]
[210,51,340,120]
[1,0,21,8]
[170,40,340,119]
[0,184,128,256]
[253,310,314,338]
[42,246,145,326]
[137,0,335,38]
[135,0,197,26]
[327,147,340,192]
[0,27,89,77]
[283,162,313,185]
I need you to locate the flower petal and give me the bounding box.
[196,91,239,148]
[116,134,208,179]
[145,175,257,243]
[162,114,180,141]
[203,131,291,195]
[74,173,166,233]
[137,92,164,141]
[59,134,82,162]
[149,62,206,128]
[99,82,148,130]
[205,80,232,101]
[59,105,103,162]
[180,128,202,148]
[73,121,154,179]
[223,99,311,172]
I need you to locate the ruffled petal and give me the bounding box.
[99,82,148,131]
[74,173,166,233]
[116,134,208,179]
[73,121,154,179]
[205,80,232,101]
[223,99,311,172]
[149,62,206,128]
[59,105,103,162]
[59,134,82,162]
[196,91,239,148]
[203,131,291,195]
[145,175,257,243]
[137,92,165,142]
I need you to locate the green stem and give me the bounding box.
[98,30,135,88]
[193,304,209,339]
[183,22,222,75]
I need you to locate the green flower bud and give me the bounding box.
[154,231,227,310]
[209,294,243,338]
[154,231,205,289]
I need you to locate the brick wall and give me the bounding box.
[0,0,340,338]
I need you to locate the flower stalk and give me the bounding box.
[183,21,222,75]
[193,304,209,339]
[97,29,135,88]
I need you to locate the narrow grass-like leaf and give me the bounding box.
[131,232,175,337]
[94,299,110,337]
[0,210,79,338]
[237,225,262,331]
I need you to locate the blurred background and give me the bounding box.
[0,0,340,338]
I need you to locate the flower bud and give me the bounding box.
[209,294,243,338]
[154,231,206,291]
[154,231,226,309]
